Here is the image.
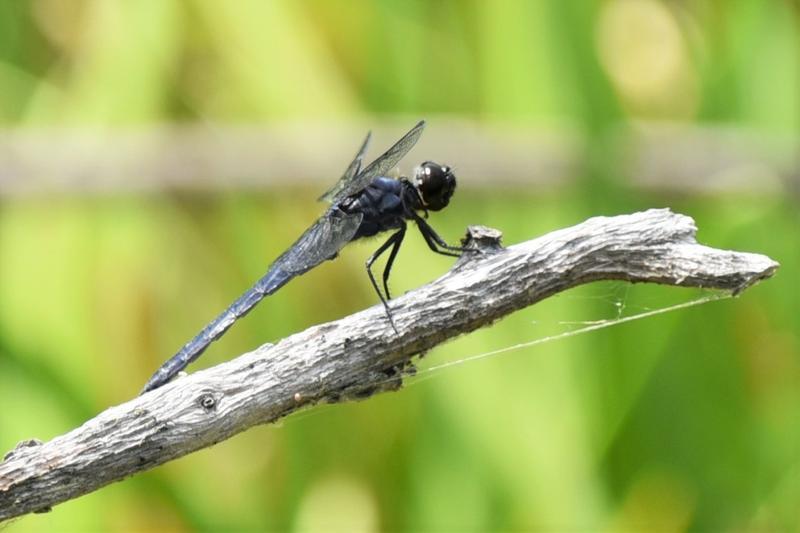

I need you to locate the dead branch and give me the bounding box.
[0,208,779,520]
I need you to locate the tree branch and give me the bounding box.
[0,208,779,520]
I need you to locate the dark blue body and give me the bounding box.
[343,177,410,239]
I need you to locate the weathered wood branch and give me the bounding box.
[0,208,779,520]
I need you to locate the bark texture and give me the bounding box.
[0,209,779,520]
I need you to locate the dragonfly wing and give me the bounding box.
[263,208,364,286]
[318,131,372,203]
[321,120,426,204]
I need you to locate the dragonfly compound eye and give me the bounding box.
[416,161,456,211]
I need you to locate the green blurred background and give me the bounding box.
[0,0,797,531]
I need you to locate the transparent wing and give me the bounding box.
[265,208,364,280]
[319,131,372,203]
[319,120,426,204]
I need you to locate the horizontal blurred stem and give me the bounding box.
[0,120,795,196]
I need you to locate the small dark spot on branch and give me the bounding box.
[453,308,469,322]
[197,393,217,412]
[352,386,377,399]
[327,392,341,403]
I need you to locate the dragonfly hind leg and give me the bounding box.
[381,224,406,300]
[366,225,407,332]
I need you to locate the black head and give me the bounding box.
[413,161,456,211]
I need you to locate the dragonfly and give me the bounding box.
[141,120,465,394]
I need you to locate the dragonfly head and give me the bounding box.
[414,161,456,212]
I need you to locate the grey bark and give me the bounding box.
[0,208,779,520]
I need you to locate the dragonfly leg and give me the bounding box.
[366,225,407,332]
[382,224,406,300]
[414,216,463,257]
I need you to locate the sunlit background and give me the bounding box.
[0,1,798,531]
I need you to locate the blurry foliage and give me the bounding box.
[0,0,797,531]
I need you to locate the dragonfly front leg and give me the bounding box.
[366,224,407,332]
[414,215,463,257]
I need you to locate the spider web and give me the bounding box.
[281,284,732,426]
[409,286,730,387]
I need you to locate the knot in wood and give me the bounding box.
[197,393,217,412]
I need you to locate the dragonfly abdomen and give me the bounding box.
[139,266,294,393]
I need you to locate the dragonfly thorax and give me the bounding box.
[413,161,456,212]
